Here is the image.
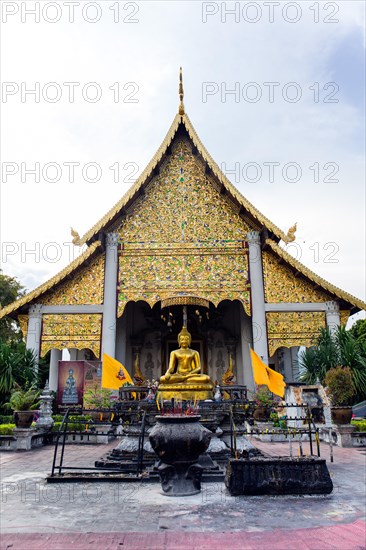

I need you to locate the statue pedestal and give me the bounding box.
[12,428,35,451]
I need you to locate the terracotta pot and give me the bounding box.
[14,411,35,428]
[253,406,271,422]
[331,406,353,425]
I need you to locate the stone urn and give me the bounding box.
[14,411,35,429]
[253,406,271,422]
[331,406,353,425]
[149,415,212,496]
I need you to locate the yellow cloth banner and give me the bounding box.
[250,348,286,398]
[102,354,133,390]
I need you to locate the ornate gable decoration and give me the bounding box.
[262,249,332,304]
[267,311,326,357]
[117,137,251,316]
[41,314,102,357]
[42,254,105,306]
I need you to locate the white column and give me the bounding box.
[247,231,269,365]
[239,305,255,389]
[69,349,78,360]
[101,232,119,358]
[26,304,42,374]
[49,349,62,392]
[291,346,300,382]
[325,301,340,334]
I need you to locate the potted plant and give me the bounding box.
[252,386,274,421]
[83,385,113,422]
[324,366,355,425]
[5,384,41,429]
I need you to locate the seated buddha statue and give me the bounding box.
[159,327,213,400]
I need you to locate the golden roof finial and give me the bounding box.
[178,66,185,115]
[283,222,297,244]
[70,227,81,246]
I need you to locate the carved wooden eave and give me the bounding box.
[265,239,366,313]
[0,241,102,319]
[79,113,288,247]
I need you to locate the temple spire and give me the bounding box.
[178,66,185,115]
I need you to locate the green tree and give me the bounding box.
[0,270,25,343]
[299,326,366,404]
[348,319,366,345]
[0,342,39,410]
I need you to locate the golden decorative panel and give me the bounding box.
[119,138,250,243]
[42,254,105,305]
[18,315,28,342]
[117,137,251,316]
[267,311,326,356]
[161,296,210,309]
[340,310,350,327]
[40,314,102,357]
[262,250,332,304]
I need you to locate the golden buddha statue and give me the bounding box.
[158,326,213,401]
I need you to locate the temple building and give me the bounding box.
[1,71,365,396]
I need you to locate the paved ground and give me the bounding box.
[1,438,365,549]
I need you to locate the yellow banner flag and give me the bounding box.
[267,367,286,398]
[102,354,133,390]
[249,348,286,398]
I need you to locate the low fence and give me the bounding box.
[1,397,364,461]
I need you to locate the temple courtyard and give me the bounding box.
[1,440,365,549]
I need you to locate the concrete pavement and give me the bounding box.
[1,438,365,549]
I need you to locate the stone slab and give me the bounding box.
[225,457,333,496]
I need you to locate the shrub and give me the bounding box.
[52,415,93,432]
[83,386,113,409]
[0,423,16,435]
[0,415,13,424]
[324,367,355,406]
[299,327,366,403]
[4,384,41,411]
[351,419,366,432]
[253,386,274,407]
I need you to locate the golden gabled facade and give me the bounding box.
[117,136,251,317]
[1,71,364,392]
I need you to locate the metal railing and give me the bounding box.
[50,407,144,478]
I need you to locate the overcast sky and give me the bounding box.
[1,1,365,323]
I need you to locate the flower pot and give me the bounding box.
[14,411,35,429]
[331,406,353,425]
[253,406,271,422]
[91,411,111,423]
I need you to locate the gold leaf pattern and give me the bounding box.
[117,138,251,316]
[42,254,105,305]
[18,315,28,342]
[40,314,102,357]
[262,250,331,303]
[267,311,326,356]
[340,310,350,327]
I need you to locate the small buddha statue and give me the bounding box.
[159,327,213,400]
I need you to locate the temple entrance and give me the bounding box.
[115,299,253,386]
